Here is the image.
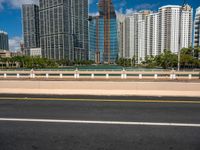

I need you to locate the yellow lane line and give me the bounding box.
[0,97,200,104]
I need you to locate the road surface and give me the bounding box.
[0,95,200,150]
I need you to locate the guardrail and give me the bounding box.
[0,69,199,80]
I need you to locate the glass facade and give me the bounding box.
[22,4,40,55]
[89,0,118,64]
[0,31,9,51]
[39,0,88,61]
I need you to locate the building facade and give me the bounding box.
[125,11,152,63]
[122,5,193,64]
[194,7,200,47]
[89,0,118,64]
[0,31,9,51]
[22,4,40,55]
[30,48,42,57]
[39,0,88,61]
[0,50,10,58]
[158,5,193,54]
[146,13,159,56]
[117,13,126,58]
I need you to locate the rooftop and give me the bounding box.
[159,5,181,9]
[0,31,8,35]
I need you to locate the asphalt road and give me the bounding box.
[0,95,200,150]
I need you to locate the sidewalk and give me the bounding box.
[0,80,200,97]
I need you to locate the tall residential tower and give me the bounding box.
[125,11,152,63]
[39,0,88,61]
[194,7,200,47]
[22,4,40,55]
[117,13,126,59]
[158,5,193,54]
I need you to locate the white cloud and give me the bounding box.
[0,0,39,10]
[89,12,99,16]
[9,36,22,51]
[124,3,158,15]
[125,8,136,15]
[134,3,158,11]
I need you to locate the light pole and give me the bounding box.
[178,51,181,71]
[178,0,187,71]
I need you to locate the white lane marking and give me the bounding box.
[0,118,200,127]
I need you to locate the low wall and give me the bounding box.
[0,70,199,80]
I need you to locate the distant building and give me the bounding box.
[10,51,23,57]
[20,42,25,55]
[125,11,152,63]
[22,4,40,55]
[0,50,11,58]
[146,13,159,56]
[121,5,192,63]
[0,31,9,51]
[117,13,126,58]
[89,0,118,64]
[39,0,88,61]
[30,48,42,57]
[158,5,193,54]
[194,7,200,47]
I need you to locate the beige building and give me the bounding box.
[0,50,11,58]
[30,48,42,57]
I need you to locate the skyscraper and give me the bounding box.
[22,4,40,55]
[158,5,193,54]
[125,11,151,63]
[39,0,88,61]
[0,31,9,51]
[117,13,126,59]
[89,0,118,64]
[194,7,200,47]
[118,5,193,64]
[146,13,159,56]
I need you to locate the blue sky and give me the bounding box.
[0,0,199,50]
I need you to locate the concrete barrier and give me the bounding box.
[0,70,199,80]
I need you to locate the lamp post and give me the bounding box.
[178,0,187,71]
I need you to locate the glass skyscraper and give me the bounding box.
[22,4,40,55]
[0,31,9,51]
[89,0,118,64]
[39,0,88,61]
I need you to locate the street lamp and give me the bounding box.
[178,0,188,71]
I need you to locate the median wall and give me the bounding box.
[0,69,199,80]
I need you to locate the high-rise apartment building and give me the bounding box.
[22,4,40,55]
[180,5,193,49]
[39,0,88,61]
[89,0,118,64]
[146,13,159,56]
[138,20,146,63]
[125,11,151,63]
[158,5,193,54]
[122,5,192,63]
[117,13,126,58]
[194,7,200,47]
[0,31,9,51]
